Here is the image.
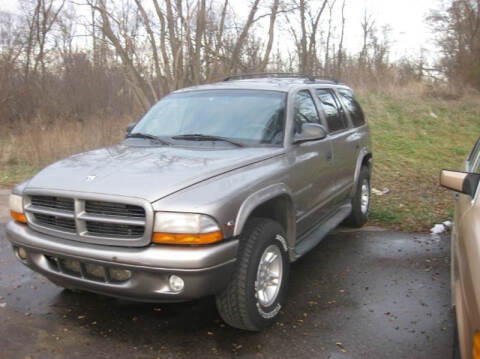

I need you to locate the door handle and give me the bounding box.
[347,133,361,141]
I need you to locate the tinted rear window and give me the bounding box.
[338,89,365,127]
[314,89,348,132]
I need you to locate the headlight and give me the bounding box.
[152,212,223,245]
[9,194,26,223]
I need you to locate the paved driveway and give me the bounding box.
[0,190,454,358]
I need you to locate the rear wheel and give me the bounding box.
[345,166,370,227]
[215,218,290,331]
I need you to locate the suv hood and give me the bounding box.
[26,144,283,202]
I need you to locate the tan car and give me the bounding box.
[441,137,480,358]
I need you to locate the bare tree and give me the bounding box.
[33,0,66,78]
[288,0,328,74]
[324,0,336,75]
[134,0,163,97]
[229,0,261,73]
[336,0,346,75]
[93,0,155,109]
[260,0,281,71]
[428,0,480,88]
[360,8,375,66]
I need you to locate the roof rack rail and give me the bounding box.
[223,73,339,84]
[309,75,340,84]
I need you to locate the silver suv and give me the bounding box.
[7,74,372,331]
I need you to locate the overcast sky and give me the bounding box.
[343,0,435,59]
[1,0,437,61]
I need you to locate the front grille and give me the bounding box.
[86,222,144,237]
[24,193,151,246]
[31,195,74,211]
[85,201,145,218]
[33,213,76,232]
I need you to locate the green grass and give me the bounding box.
[1,91,480,232]
[362,92,480,231]
[369,208,404,225]
[0,162,39,188]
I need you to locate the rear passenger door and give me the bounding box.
[313,88,358,203]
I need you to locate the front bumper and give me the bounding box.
[6,221,238,302]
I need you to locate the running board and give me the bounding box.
[293,204,352,261]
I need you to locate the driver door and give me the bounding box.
[289,90,335,237]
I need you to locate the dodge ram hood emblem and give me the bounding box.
[86,175,96,182]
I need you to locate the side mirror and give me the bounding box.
[294,123,328,143]
[126,122,137,134]
[440,170,480,198]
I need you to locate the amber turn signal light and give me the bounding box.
[152,231,223,245]
[474,332,480,358]
[10,210,27,224]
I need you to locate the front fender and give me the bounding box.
[234,183,293,228]
[233,183,296,260]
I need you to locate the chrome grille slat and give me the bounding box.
[78,213,145,226]
[86,222,144,237]
[33,213,76,232]
[25,205,75,219]
[31,195,74,211]
[24,193,151,246]
[85,201,145,218]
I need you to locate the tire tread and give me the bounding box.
[345,166,370,227]
[216,218,281,331]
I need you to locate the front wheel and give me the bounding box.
[345,166,371,227]
[215,218,290,331]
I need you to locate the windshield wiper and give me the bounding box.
[171,134,245,147]
[127,132,170,145]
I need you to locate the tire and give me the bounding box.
[345,166,371,227]
[215,218,290,331]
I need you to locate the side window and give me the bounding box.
[293,90,321,134]
[314,89,348,132]
[338,89,365,127]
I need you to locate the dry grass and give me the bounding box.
[1,84,479,232]
[0,116,133,186]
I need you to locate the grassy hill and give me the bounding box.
[2,90,480,232]
[363,91,480,231]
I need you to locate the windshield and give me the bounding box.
[131,90,286,146]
